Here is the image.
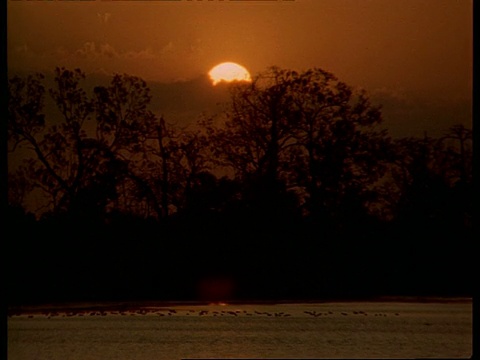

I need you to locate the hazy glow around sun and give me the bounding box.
[208,62,252,85]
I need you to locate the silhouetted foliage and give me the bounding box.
[9,68,116,217]
[207,67,391,229]
[6,67,473,304]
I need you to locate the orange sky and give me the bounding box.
[8,0,472,99]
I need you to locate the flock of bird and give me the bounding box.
[303,310,399,317]
[13,308,400,318]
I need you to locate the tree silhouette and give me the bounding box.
[93,73,161,218]
[125,116,212,220]
[7,67,473,302]
[8,68,99,215]
[382,129,473,295]
[208,67,390,227]
[439,124,472,186]
[8,73,46,153]
[387,127,472,230]
[208,67,296,186]
[285,68,391,226]
[8,68,158,218]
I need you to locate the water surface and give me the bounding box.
[8,301,472,359]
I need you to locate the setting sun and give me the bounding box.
[208,62,252,86]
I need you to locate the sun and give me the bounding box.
[208,62,252,86]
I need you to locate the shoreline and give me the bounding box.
[7,296,472,316]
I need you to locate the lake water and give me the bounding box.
[8,301,472,359]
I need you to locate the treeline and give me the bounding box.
[6,67,473,304]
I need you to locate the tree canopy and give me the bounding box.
[6,66,473,303]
